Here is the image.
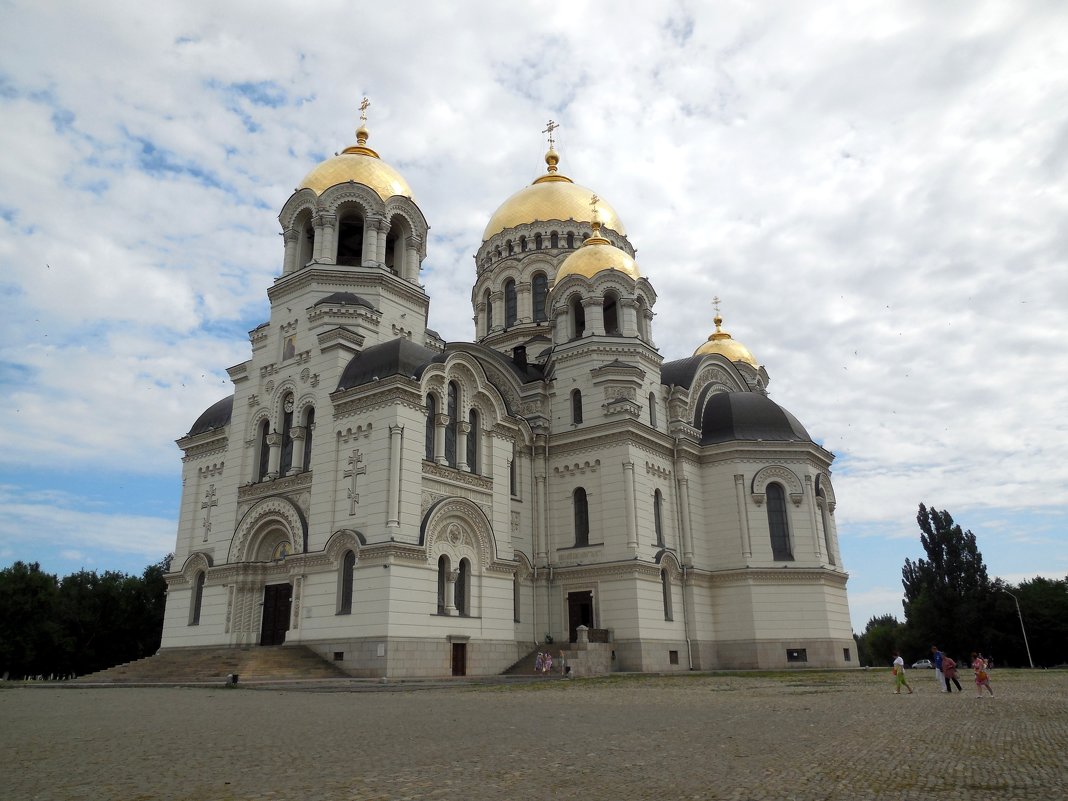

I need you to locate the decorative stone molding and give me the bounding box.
[238,470,312,504]
[422,460,493,491]
[197,462,225,478]
[422,497,504,567]
[750,465,804,507]
[229,495,307,563]
[645,461,671,480]
[552,459,600,477]
[179,551,213,581]
[324,528,364,562]
[815,471,837,513]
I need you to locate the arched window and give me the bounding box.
[384,218,410,275]
[817,478,836,566]
[279,393,295,475]
[654,489,664,547]
[456,558,470,616]
[485,290,493,332]
[506,239,514,255]
[532,273,548,322]
[573,487,589,547]
[301,407,315,472]
[649,392,657,428]
[504,280,517,327]
[767,483,793,560]
[661,569,673,621]
[256,419,270,481]
[190,571,205,625]
[336,209,364,265]
[445,382,459,467]
[467,409,480,474]
[570,295,585,339]
[298,216,315,266]
[338,550,355,614]
[437,555,449,614]
[425,394,437,461]
[550,231,559,248]
[519,235,527,252]
[534,233,543,249]
[571,390,583,424]
[566,232,574,248]
[603,291,620,335]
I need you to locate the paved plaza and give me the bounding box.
[2,669,1066,800]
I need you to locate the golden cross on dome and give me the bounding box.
[590,193,600,213]
[359,96,370,123]
[713,296,722,316]
[543,119,559,149]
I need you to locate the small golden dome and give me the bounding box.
[553,217,641,283]
[298,112,414,200]
[482,148,625,241]
[694,312,759,368]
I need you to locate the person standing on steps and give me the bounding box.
[892,651,913,694]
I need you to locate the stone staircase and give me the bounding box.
[503,646,571,676]
[70,645,350,684]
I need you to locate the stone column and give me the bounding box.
[488,291,504,334]
[375,218,388,264]
[805,475,822,559]
[405,238,419,283]
[456,420,470,472]
[434,413,449,465]
[311,215,326,262]
[289,426,307,475]
[734,474,752,559]
[318,213,336,264]
[282,228,299,275]
[534,435,548,565]
[387,424,403,531]
[266,432,283,480]
[583,297,605,337]
[445,570,458,615]
[678,476,694,562]
[623,461,637,550]
[362,215,380,265]
[620,297,639,337]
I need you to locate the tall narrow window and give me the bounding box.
[550,231,559,248]
[817,478,836,565]
[519,235,527,252]
[338,550,355,614]
[437,555,449,614]
[279,394,294,475]
[767,483,793,560]
[653,489,664,547]
[571,390,583,424]
[302,407,315,472]
[467,409,479,474]
[190,571,205,625]
[532,273,548,322]
[445,382,458,467]
[256,419,270,481]
[566,232,574,248]
[485,290,493,332]
[299,218,315,266]
[504,280,517,327]
[649,393,657,428]
[534,233,543,249]
[570,296,585,338]
[456,559,470,616]
[336,211,364,265]
[574,488,590,547]
[603,292,619,335]
[509,444,518,496]
[425,394,437,461]
[661,569,673,621]
[513,573,521,622]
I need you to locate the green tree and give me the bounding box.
[901,504,992,660]
[856,614,904,667]
[0,562,63,679]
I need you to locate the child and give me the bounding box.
[534,652,544,673]
[971,652,994,697]
[891,650,913,694]
[542,652,553,675]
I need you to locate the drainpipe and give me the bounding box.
[544,434,552,643]
[673,436,694,669]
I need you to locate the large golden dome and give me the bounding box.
[694,312,759,368]
[554,219,640,283]
[298,122,413,201]
[482,148,625,241]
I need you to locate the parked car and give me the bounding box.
[911,659,934,669]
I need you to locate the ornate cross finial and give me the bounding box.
[713,296,722,316]
[359,96,370,123]
[543,119,559,149]
[589,193,600,213]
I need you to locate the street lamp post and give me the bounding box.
[1003,588,1035,669]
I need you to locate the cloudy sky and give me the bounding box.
[2,0,1065,631]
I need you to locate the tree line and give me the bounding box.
[855,504,1068,669]
[0,555,171,680]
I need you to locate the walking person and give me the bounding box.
[971,652,994,697]
[542,651,553,675]
[534,652,544,674]
[558,650,568,677]
[942,654,963,692]
[930,645,947,692]
[892,651,913,694]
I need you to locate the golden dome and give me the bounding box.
[298,120,414,201]
[694,312,759,368]
[482,148,626,241]
[553,218,641,283]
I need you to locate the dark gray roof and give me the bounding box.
[700,392,811,445]
[661,355,704,388]
[188,395,233,436]
[337,338,441,390]
[426,343,545,384]
[312,292,376,310]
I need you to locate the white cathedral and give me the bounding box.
[160,110,854,677]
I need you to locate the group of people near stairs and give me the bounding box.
[534,650,570,677]
[891,645,995,697]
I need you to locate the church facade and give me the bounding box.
[160,112,854,677]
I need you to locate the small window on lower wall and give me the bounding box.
[786,648,808,663]
[333,652,344,662]
[843,648,851,662]
[669,650,679,665]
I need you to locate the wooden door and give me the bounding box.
[259,583,292,646]
[567,590,594,643]
[451,643,467,676]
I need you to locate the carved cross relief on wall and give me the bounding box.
[344,450,366,515]
[201,484,218,541]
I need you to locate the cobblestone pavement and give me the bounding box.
[2,669,1066,800]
